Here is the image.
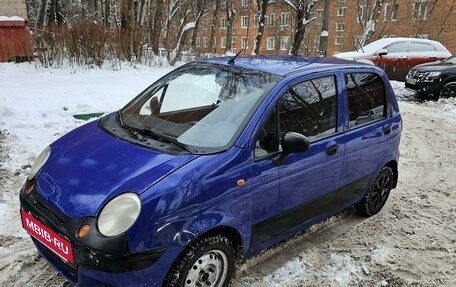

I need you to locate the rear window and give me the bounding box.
[346,73,386,128]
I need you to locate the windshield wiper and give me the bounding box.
[137,128,191,152]
[116,111,191,151]
[116,111,147,142]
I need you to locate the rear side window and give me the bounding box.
[346,73,386,128]
[410,42,436,52]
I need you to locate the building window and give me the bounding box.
[195,37,200,48]
[384,3,398,21]
[221,37,227,48]
[336,22,345,32]
[254,15,259,28]
[267,14,275,27]
[280,36,290,50]
[316,9,324,25]
[335,35,344,46]
[267,37,275,50]
[202,20,208,30]
[337,7,346,16]
[232,28,236,35]
[241,0,248,7]
[314,37,320,51]
[280,12,290,27]
[203,37,208,48]
[232,37,237,47]
[241,37,248,48]
[241,16,249,28]
[220,18,227,29]
[357,5,367,23]
[413,0,428,20]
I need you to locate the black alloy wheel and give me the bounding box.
[441,82,456,98]
[356,166,394,217]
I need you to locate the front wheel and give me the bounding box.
[356,166,394,217]
[165,235,236,287]
[440,82,456,98]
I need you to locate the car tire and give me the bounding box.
[164,235,236,287]
[356,166,394,217]
[440,82,456,98]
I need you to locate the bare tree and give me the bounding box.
[191,0,207,53]
[355,0,384,46]
[225,0,236,53]
[208,0,220,54]
[284,0,319,56]
[252,0,268,55]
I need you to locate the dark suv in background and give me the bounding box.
[406,56,456,99]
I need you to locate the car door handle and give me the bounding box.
[383,124,392,135]
[326,143,340,156]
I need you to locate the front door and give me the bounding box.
[250,75,345,247]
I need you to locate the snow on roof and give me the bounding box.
[0,16,25,21]
[361,37,446,53]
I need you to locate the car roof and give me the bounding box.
[364,37,448,51]
[198,55,373,76]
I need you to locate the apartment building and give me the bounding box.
[194,0,456,56]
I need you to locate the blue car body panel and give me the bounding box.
[20,56,402,286]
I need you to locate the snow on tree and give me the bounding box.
[355,0,384,47]
[283,0,319,56]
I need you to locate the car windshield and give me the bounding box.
[120,63,281,152]
[358,39,391,54]
[444,56,456,64]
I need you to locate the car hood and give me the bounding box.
[36,121,198,218]
[334,51,371,59]
[412,61,455,71]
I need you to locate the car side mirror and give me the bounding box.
[377,49,388,57]
[273,132,310,165]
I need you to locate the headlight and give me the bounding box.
[98,193,141,237]
[425,71,442,78]
[27,146,51,180]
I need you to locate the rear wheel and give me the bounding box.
[440,82,456,98]
[356,166,394,217]
[165,235,236,287]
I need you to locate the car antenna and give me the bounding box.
[228,49,244,65]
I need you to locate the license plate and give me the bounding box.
[406,78,416,85]
[21,210,74,264]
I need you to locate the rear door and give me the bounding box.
[337,72,393,206]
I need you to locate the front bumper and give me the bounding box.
[19,179,176,286]
[405,76,444,95]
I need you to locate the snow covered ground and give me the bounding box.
[1,62,455,287]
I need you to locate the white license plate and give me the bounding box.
[406,78,416,85]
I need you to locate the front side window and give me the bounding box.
[385,42,410,53]
[346,73,386,128]
[121,64,281,152]
[255,76,338,158]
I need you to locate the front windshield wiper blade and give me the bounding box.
[137,128,191,152]
[116,111,147,142]
[116,111,191,151]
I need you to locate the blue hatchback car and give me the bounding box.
[20,56,402,287]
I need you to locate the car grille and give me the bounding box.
[32,238,78,280]
[21,182,78,281]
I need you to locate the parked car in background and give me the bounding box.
[334,38,451,81]
[20,56,402,287]
[405,55,456,99]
